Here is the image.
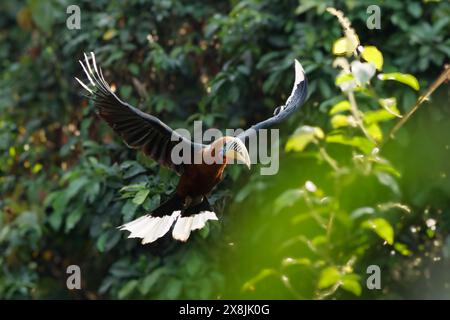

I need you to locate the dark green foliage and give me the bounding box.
[0,0,449,299]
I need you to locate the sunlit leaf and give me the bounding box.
[32,163,43,174]
[378,73,420,90]
[318,267,341,289]
[394,242,412,256]
[333,37,354,55]
[363,109,397,124]
[285,126,324,152]
[341,274,362,296]
[329,100,351,115]
[103,29,117,41]
[335,73,354,85]
[326,133,376,154]
[362,218,394,245]
[331,114,355,128]
[362,46,383,70]
[335,73,357,91]
[378,98,402,118]
[367,123,383,142]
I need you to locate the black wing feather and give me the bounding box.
[237,59,308,144]
[76,52,204,175]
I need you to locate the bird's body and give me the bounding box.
[177,162,226,197]
[176,136,232,197]
[76,52,307,244]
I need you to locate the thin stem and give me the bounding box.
[319,147,340,172]
[348,90,377,145]
[326,211,335,240]
[386,64,450,142]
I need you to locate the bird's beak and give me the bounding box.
[225,139,251,169]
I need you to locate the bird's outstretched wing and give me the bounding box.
[76,52,203,175]
[236,59,308,144]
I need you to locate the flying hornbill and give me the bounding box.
[76,52,307,244]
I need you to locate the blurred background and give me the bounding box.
[1,0,449,299]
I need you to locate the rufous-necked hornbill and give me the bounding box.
[76,52,307,244]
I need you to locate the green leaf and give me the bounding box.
[121,200,139,221]
[97,230,121,252]
[362,46,383,70]
[140,269,166,295]
[285,126,324,152]
[394,242,412,256]
[367,123,383,142]
[86,182,101,204]
[66,177,89,201]
[363,109,397,125]
[128,64,140,76]
[65,206,83,232]
[326,133,376,154]
[282,257,311,267]
[329,100,351,115]
[118,280,138,299]
[132,189,150,205]
[378,73,420,90]
[318,267,341,289]
[376,172,400,195]
[362,218,394,245]
[164,279,183,299]
[335,73,354,86]
[123,162,146,179]
[242,269,277,291]
[378,98,402,118]
[28,0,55,33]
[350,207,376,219]
[274,189,303,213]
[103,29,117,41]
[335,73,357,91]
[331,114,354,128]
[48,192,67,230]
[341,274,362,296]
[32,163,43,174]
[333,37,354,55]
[120,85,132,99]
[143,194,161,211]
[119,183,147,194]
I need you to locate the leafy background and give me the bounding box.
[1,0,449,299]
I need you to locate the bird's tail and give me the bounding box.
[118,194,218,244]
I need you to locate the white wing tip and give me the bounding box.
[118,210,218,245]
[75,77,93,94]
[293,59,305,85]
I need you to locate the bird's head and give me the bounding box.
[217,137,251,169]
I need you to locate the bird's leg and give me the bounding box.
[183,195,204,209]
[191,195,204,206]
[183,196,193,209]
